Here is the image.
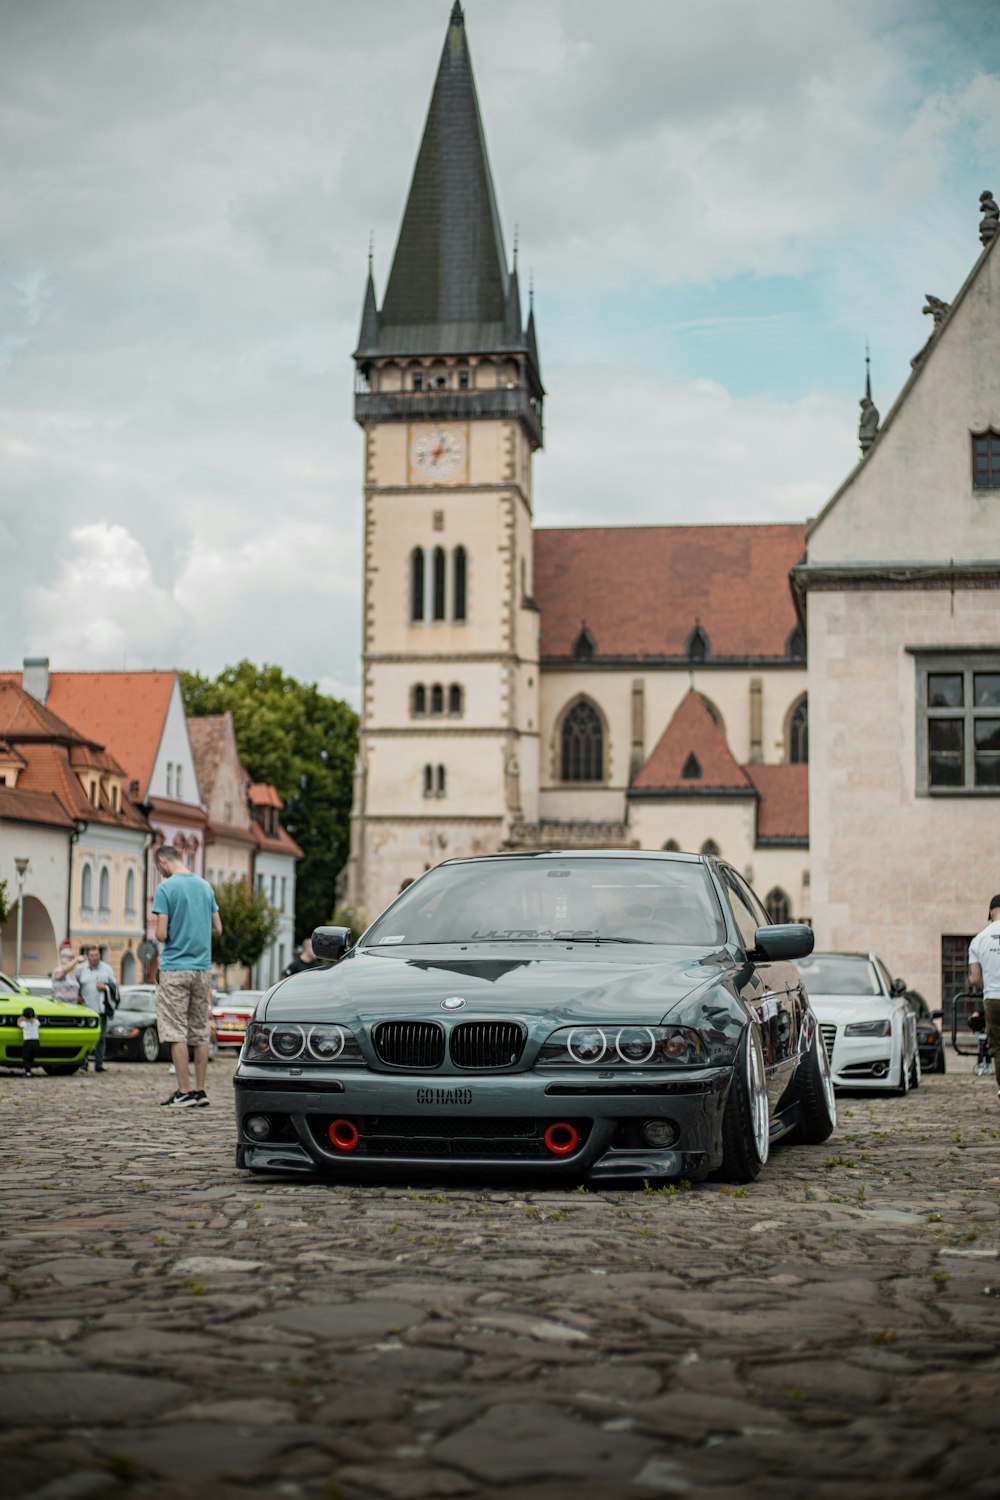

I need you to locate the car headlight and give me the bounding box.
[844,1019,892,1037]
[243,1021,365,1064]
[110,1026,140,1037]
[538,1025,706,1067]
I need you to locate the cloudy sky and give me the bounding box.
[2,0,997,704]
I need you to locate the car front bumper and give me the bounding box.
[0,1029,99,1067]
[233,1062,731,1180]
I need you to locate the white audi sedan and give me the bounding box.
[796,952,920,1095]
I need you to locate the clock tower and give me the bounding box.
[346,2,544,919]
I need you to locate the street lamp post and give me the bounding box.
[14,857,29,980]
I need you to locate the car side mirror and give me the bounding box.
[311,926,352,963]
[752,923,815,962]
[890,977,907,995]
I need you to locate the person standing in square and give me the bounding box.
[969,893,1000,1098]
[152,846,222,1109]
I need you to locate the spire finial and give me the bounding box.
[529,267,534,307]
[513,223,519,271]
[368,230,374,274]
[859,341,879,455]
[450,1,464,24]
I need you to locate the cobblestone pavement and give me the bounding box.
[1,1056,999,1500]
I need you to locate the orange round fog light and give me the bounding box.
[544,1122,579,1156]
[328,1118,360,1151]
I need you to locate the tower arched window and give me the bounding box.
[453,546,467,621]
[423,764,434,797]
[436,765,446,796]
[412,684,427,716]
[431,684,444,715]
[663,839,681,853]
[561,700,604,782]
[448,684,463,715]
[766,888,791,924]
[410,547,425,623]
[788,697,809,764]
[433,547,447,621]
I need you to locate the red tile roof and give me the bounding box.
[0,680,90,744]
[632,691,754,793]
[744,763,809,841]
[7,671,178,800]
[251,821,303,859]
[249,783,284,809]
[0,785,76,830]
[534,523,805,659]
[0,740,27,767]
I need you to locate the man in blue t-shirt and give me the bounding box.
[151,845,222,1109]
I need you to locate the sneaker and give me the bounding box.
[160,1089,199,1108]
[191,1090,210,1107]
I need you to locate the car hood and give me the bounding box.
[111,1008,156,1027]
[806,993,893,1026]
[262,943,735,1027]
[0,997,100,1020]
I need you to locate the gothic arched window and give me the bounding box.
[412,684,427,716]
[432,547,447,621]
[789,697,809,764]
[410,548,425,623]
[663,839,681,852]
[423,764,434,797]
[98,867,111,913]
[81,864,93,911]
[766,888,792,924]
[436,765,447,796]
[449,684,463,715]
[453,546,467,621]
[561,700,604,782]
[124,868,136,915]
[431,684,444,715]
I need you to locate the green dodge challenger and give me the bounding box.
[0,970,101,1075]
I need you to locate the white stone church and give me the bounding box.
[345,4,1000,1009]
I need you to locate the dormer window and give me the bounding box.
[686,626,710,662]
[681,753,702,780]
[973,430,1000,490]
[573,625,596,661]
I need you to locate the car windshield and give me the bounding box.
[797,955,881,996]
[362,857,727,947]
[119,988,157,1014]
[0,972,22,996]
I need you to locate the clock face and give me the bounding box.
[410,424,467,485]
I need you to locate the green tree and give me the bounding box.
[181,662,358,943]
[0,878,12,930]
[212,880,281,985]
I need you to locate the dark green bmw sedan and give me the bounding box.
[233,851,834,1185]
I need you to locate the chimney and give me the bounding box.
[23,657,50,704]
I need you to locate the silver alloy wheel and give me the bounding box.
[141,1026,160,1063]
[747,1026,770,1163]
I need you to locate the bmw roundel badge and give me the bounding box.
[441,996,467,1010]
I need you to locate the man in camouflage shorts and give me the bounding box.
[152,845,222,1109]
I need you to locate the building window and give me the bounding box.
[412,684,427,716]
[686,626,709,662]
[423,764,434,797]
[765,888,791,924]
[176,765,183,799]
[915,653,1000,793]
[786,627,806,660]
[80,864,93,912]
[432,546,447,621]
[700,839,720,858]
[788,697,809,764]
[453,546,467,621]
[941,934,974,1006]
[573,625,596,661]
[410,547,425,622]
[270,875,276,903]
[448,684,463,715]
[166,762,173,796]
[681,753,702,780]
[124,869,136,916]
[972,429,1000,490]
[98,867,111,914]
[280,876,286,911]
[431,684,444,715]
[458,369,470,390]
[663,839,681,852]
[436,764,446,796]
[412,371,424,391]
[561,700,603,782]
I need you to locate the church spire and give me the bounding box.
[858,341,879,455]
[377,3,510,351]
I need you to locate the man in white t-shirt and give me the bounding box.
[968,894,1000,1096]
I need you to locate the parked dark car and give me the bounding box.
[234,851,835,1184]
[106,985,218,1063]
[905,990,946,1074]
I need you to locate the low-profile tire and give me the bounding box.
[717,1024,770,1183]
[790,1018,837,1144]
[42,1063,82,1076]
[140,1027,160,1063]
[934,1048,947,1074]
[895,1047,910,1096]
[909,1053,921,1089]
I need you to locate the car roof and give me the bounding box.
[437,849,707,868]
